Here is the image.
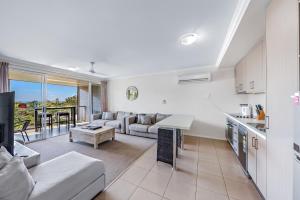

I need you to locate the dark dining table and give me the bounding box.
[34,106,76,131]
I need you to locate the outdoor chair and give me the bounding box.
[19,120,31,142]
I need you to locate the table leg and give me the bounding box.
[34,109,38,132]
[72,107,76,127]
[69,131,73,142]
[112,129,115,140]
[173,128,177,170]
[181,130,184,150]
[94,137,98,149]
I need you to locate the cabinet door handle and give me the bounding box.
[252,137,256,147]
[265,116,270,129]
[255,138,258,150]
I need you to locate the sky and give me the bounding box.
[10,80,77,102]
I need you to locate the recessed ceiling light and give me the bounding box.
[180,33,200,46]
[67,67,79,71]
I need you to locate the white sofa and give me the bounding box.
[28,151,105,200]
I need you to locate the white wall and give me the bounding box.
[108,69,247,140]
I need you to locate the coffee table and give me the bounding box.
[69,126,115,149]
[14,141,41,168]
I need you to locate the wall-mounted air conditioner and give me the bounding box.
[177,73,212,84]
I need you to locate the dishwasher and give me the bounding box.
[238,125,248,174]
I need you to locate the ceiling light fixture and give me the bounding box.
[89,61,96,73]
[180,33,200,46]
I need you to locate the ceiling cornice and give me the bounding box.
[215,0,251,67]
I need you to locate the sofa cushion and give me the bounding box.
[28,151,105,200]
[129,123,149,133]
[91,119,110,126]
[148,125,159,134]
[156,113,170,123]
[137,114,156,124]
[116,111,130,120]
[141,115,152,125]
[105,120,121,129]
[0,157,35,200]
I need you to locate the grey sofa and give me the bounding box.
[28,151,105,200]
[91,111,130,133]
[126,113,170,139]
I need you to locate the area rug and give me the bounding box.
[26,133,156,186]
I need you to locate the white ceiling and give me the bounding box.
[0,0,242,78]
[220,0,270,68]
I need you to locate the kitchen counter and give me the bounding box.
[224,113,266,140]
[156,114,194,130]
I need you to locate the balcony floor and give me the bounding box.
[15,125,70,143]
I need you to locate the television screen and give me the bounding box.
[0,92,15,155]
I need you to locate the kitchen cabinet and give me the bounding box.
[235,40,266,94]
[265,0,298,199]
[247,129,267,198]
[235,59,247,93]
[256,134,267,198]
[247,130,257,181]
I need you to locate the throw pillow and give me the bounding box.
[137,114,145,124]
[141,115,152,125]
[0,146,13,169]
[103,112,114,120]
[116,112,124,120]
[0,157,35,200]
[92,113,102,120]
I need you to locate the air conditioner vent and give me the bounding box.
[177,73,212,84]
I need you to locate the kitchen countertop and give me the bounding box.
[224,113,267,140]
[156,114,194,130]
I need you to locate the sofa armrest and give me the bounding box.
[125,115,136,134]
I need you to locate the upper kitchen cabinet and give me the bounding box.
[235,59,247,93]
[235,39,266,94]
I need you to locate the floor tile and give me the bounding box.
[151,162,173,177]
[99,179,137,200]
[176,158,198,174]
[197,173,227,195]
[164,178,196,200]
[198,152,219,164]
[96,136,262,200]
[140,171,171,196]
[121,165,149,185]
[221,164,250,184]
[132,155,156,171]
[198,161,222,177]
[225,179,262,200]
[129,187,162,200]
[196,188,229,200]
[171,168,197,185]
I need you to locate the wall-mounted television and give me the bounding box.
[0,92,15,155]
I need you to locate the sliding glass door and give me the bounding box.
[9,68,100,143]
[9,69,48,142]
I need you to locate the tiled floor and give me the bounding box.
[95,136,262,200]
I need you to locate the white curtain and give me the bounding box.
[0,62,9,93]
